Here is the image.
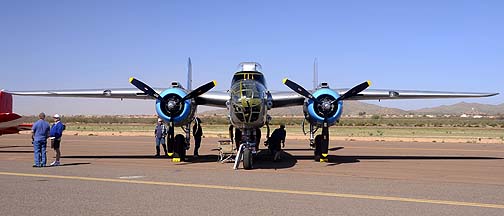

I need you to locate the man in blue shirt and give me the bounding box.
[49,114,65,166]
[32,112,50,167]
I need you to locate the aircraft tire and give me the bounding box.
[243,148,253,170]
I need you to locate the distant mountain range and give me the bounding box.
[201,101,504,116]
[413,102,504,115]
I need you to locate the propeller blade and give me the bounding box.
[181,80,217,101]
[129,77,162,100]
[335,80,371,102]
[283,78,320,103]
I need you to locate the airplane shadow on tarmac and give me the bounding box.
[0,145,35,153]
[0,150,33,153]
[58,146,502,169]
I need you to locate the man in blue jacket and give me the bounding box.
[49,114,65,166]
[32,112,50,167]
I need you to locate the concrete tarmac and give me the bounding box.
[1,134,504,215]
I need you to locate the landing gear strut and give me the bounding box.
[310,122,329,162]
[166,121,175,157]
[320,123,329,162]
[234,142,256,170]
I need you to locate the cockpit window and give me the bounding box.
[232,72,266,86]
[230,80,264,123]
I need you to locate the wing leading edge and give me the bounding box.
[6,89,230,108]
[270,89,498,108]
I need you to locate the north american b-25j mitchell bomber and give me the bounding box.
[6,59,498,169]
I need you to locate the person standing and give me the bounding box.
[255,127,262,151]
[234,128,242,151]
[49,114,65,166]
[154,118,168,157]
[192,117,203,158]
[32,112,50,167]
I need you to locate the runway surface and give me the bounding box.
[1,134,503,215]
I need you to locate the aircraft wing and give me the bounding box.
[6,88,157,99]
[6,89,230,108]
[337,89,498,100]
[270,89,498,108]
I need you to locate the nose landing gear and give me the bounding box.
[234,142,256,170]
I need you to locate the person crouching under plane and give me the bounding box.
[154,118,169,157]
[268,124,286,161]
[49,114,65,166]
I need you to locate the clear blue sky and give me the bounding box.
[1,0,502,115]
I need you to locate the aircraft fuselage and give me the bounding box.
[228,63,270,130]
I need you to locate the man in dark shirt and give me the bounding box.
[255,128,262,151]
[192,117,203,158]
[234,128,242,151]
[268,124,286,161]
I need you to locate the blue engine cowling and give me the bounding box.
[155,88,195,126]
[304,88,343,126]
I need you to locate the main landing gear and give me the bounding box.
[309,122,330,163]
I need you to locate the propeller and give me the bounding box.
[282,78,320,103]
[129,77,217,117]
[283,78,371,118]
[283,78,371,103]
[129,77,162,100]
[333,80,371,103]
[181,80,217,101]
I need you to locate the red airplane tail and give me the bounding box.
[0,91,13,114]
[0,91,31,135]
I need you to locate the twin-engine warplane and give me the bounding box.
[5,59,498,169]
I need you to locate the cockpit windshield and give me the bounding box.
[232,72,266,86]
[232,62,267,86]
[230,80,265,123]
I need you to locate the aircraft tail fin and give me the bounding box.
[0,91,13,113]
[313,58,318,90]
[187,57,192,90]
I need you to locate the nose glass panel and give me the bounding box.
[230,80,264,123]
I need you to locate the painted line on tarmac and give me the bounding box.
[1,171,503,209]
[347,146,504,153]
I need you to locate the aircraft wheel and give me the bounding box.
[243,148,253,170]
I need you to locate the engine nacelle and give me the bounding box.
[156,88,196,126]
[303,88,343,126]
